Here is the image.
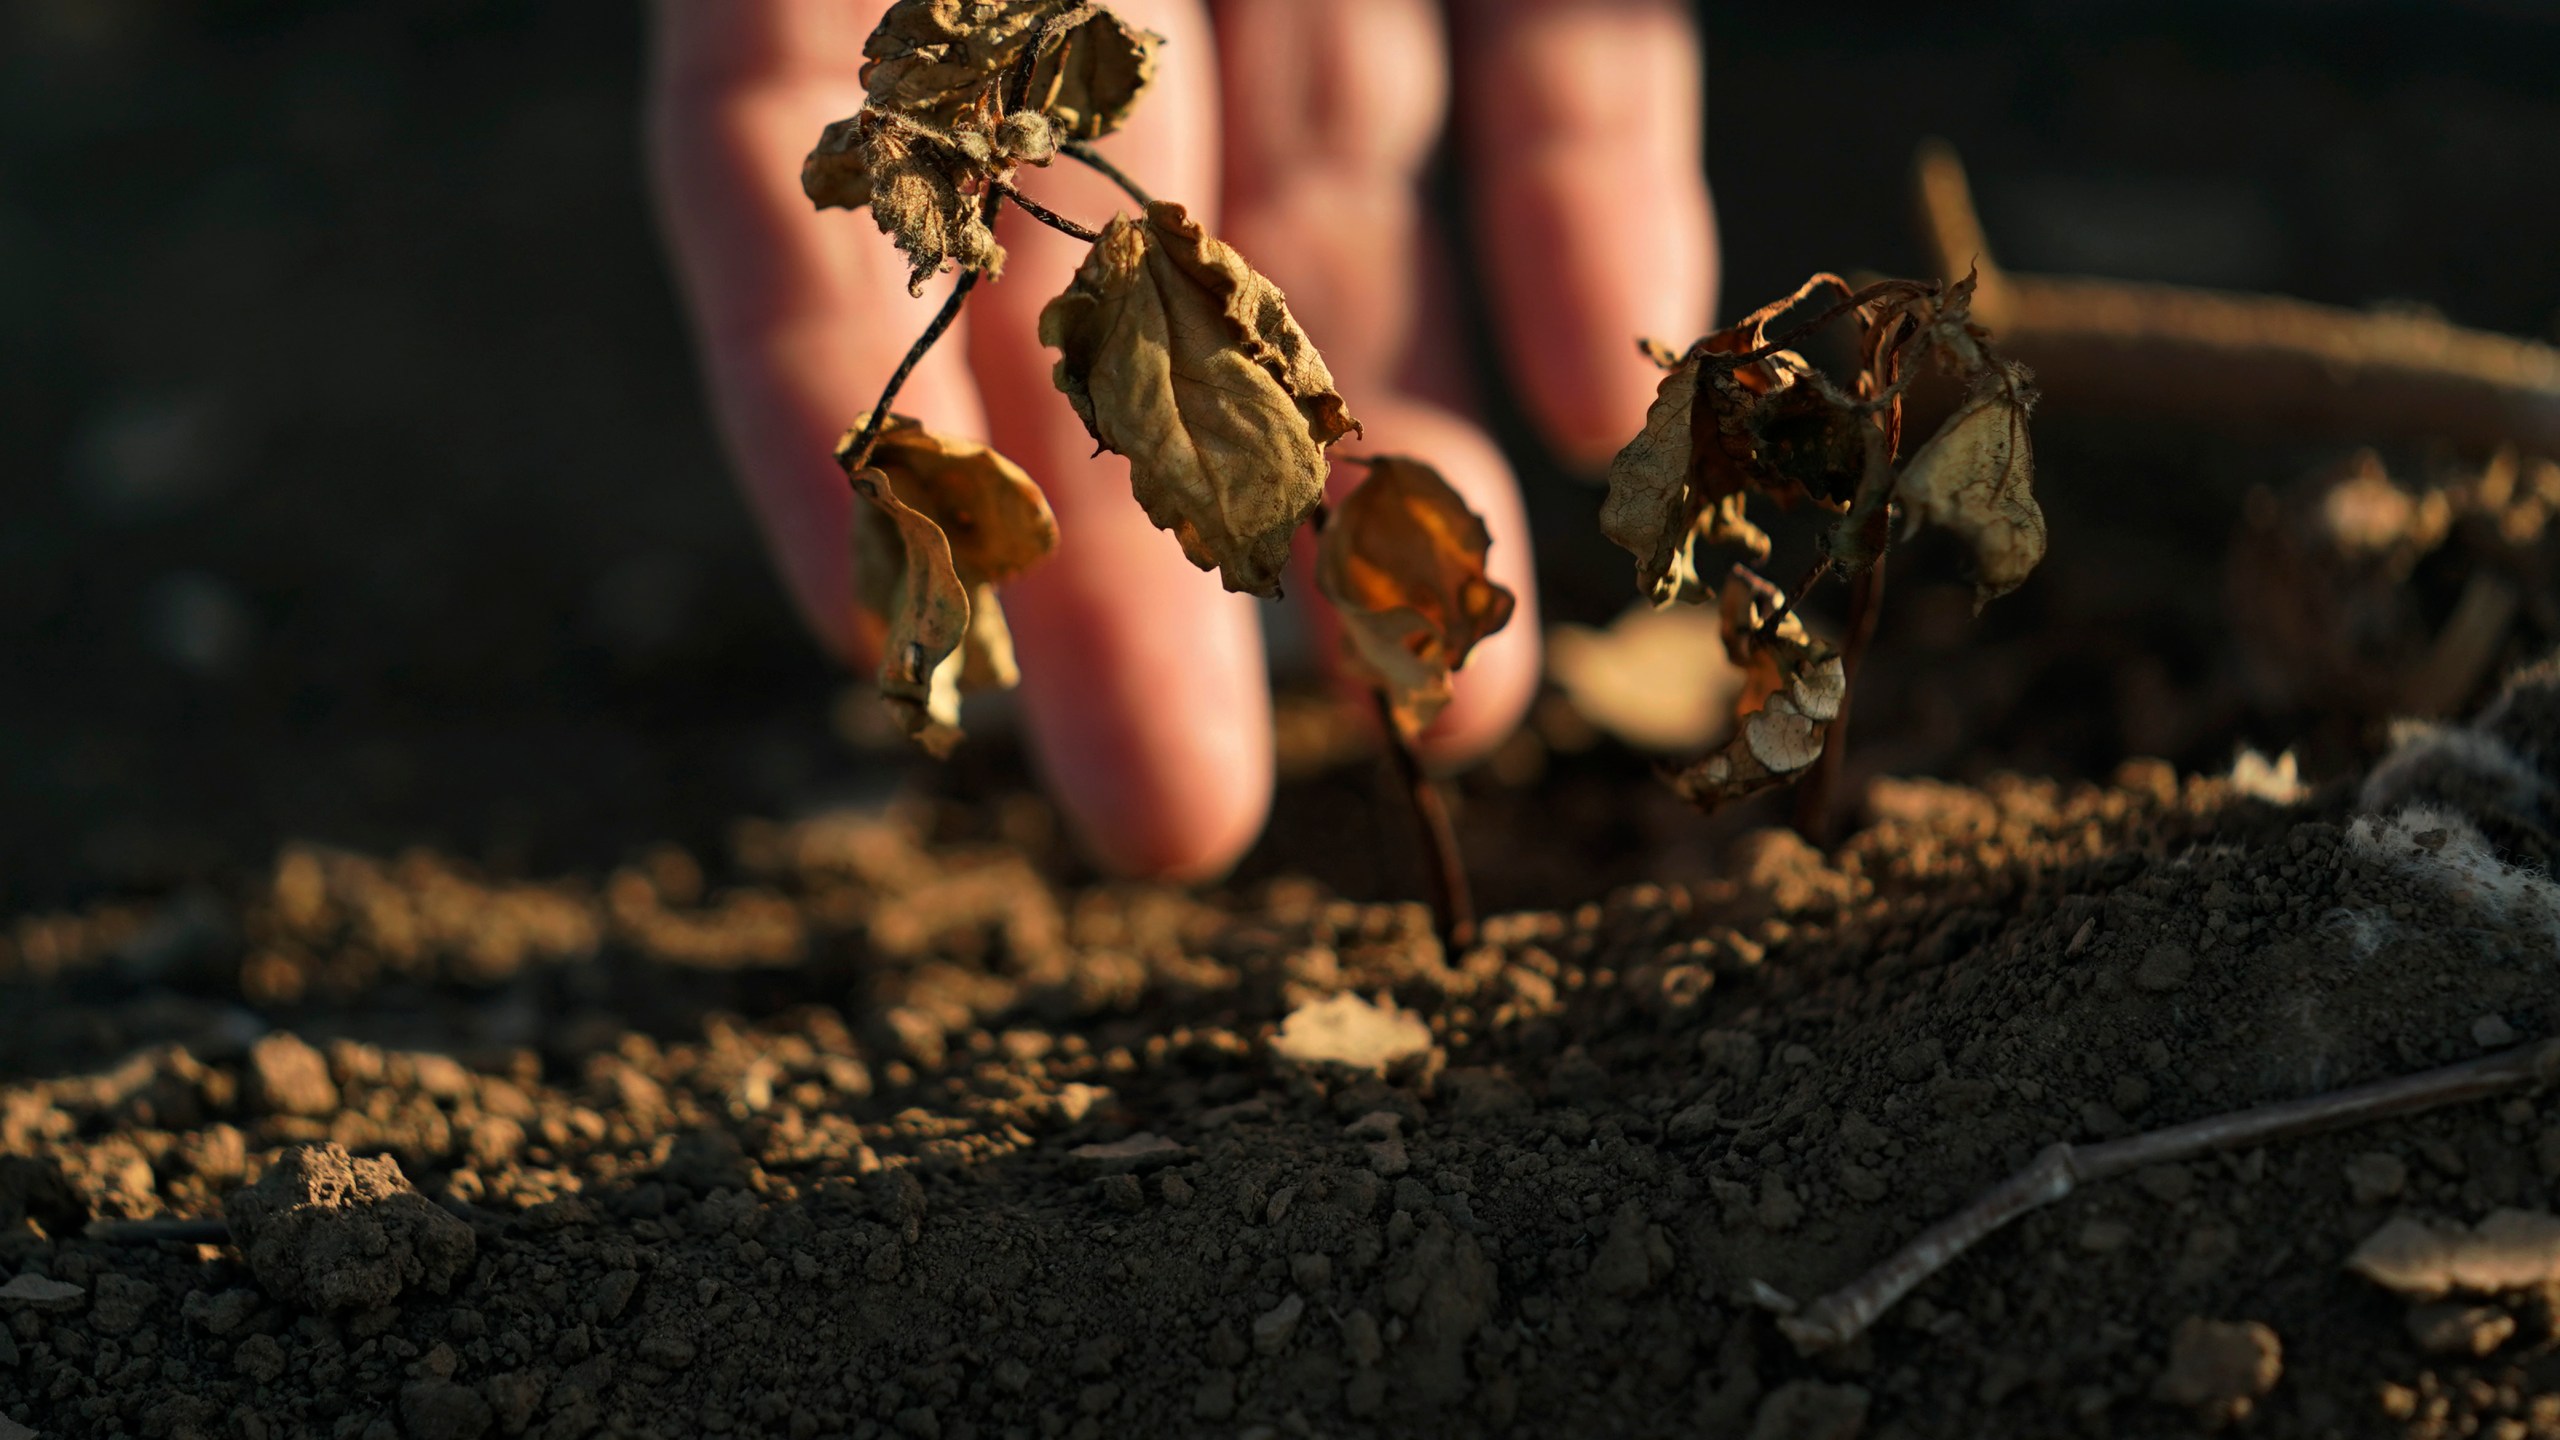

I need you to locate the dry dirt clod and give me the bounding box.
[2405,1301,2517,1356]
[1744,1380,1870,1440]
[221,1142,475,1313]
[245,1030,338,1117]
[1269,991,1431,1072]
[2154,1316,2282,1425]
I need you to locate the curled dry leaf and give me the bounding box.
[1316,456,1518,735]
[1600,322,1805,607]
[839,415,1059,754]
[1022,7,1159,139]
[1667,568,1845,810]
[806,3,1160,292]
[1039,200,1358,596]
[1897,361,2044,609]
[862,0,1158,138]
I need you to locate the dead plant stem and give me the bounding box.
[1792,554,1883,841]
[1373,688,1477,952]
[994,182,1100,241]
[1061,140,1154,207]
[1915,140,2560,453]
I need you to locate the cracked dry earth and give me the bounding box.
[10,730,2560,1440]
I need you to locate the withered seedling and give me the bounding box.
[801,0,1513,942]
[1601,271,2044,829]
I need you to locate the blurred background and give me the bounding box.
[6,0,2559,915]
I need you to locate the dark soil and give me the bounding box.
[10,5,2560,1439]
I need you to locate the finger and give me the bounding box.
[647,0,987,664]
[1455,0,1719,469]
[1320,399,1543,766]
[1214,0,1539,763]
[964,0,1272,880]
[1211,0,1448,395]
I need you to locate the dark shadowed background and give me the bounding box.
[6,0,2558,913]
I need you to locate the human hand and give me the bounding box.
[647,0,1717,879]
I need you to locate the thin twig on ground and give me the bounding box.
[1915,140,2560,454]
[1773,1037,2560,1353]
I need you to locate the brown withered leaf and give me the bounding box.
[1895,361,2044,610]
[862,0,1054,122]
[1316,456,1518,735]
[861,0,1158,138]
[1667,568,1845,810]
[1039,200,1358,596]
[1025,7,1159,139]
[848,466,973,756]
[840,417,1059,754]
[868,117,1005,294]
[850,412,1060,586]
[1600,345,1704,605]
[803,116,877,212]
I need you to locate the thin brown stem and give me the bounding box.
[1373,689,1477,953]
[1061,140,1154,207]
[1916,139,2560,453]
[838,189,1009,477]
[1793,554,1884,842]
[994,182,1100,242]
[1774,1037,2560,1353]
[839,269,978,475]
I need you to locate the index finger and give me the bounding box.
[1454,0,1719,468]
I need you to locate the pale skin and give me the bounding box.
[649,0,1717,879]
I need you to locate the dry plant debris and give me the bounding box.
[1667,568,1845,809]
[838,414,1059,755]
[1040,201,1360,597]
[1600,267,2043,819]
[1914,139,2560,456]
[1314,456,1516,735]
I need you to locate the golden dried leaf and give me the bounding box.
[1896,361,2044,610]
[1024,7,1159,139]
[862,0,1157,139]
[1600,347,1702,605]
[862,0,1052,121]
[1038,200,1358,596]
[848,466,973,756]
[840,418,1059,754]
[1316,456,1518,734]
[1668,569,1845,810]
[848,412,1060,586]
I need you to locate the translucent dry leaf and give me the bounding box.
[1600,347,1703,605]
[840,417,1058,754]
[1667,569,1845,810]
[1896,361,2044,610]
[849,465,973,756]
[1602,334,1790,607]
[1316,456,1518,735]
[1039,200,1358,596]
